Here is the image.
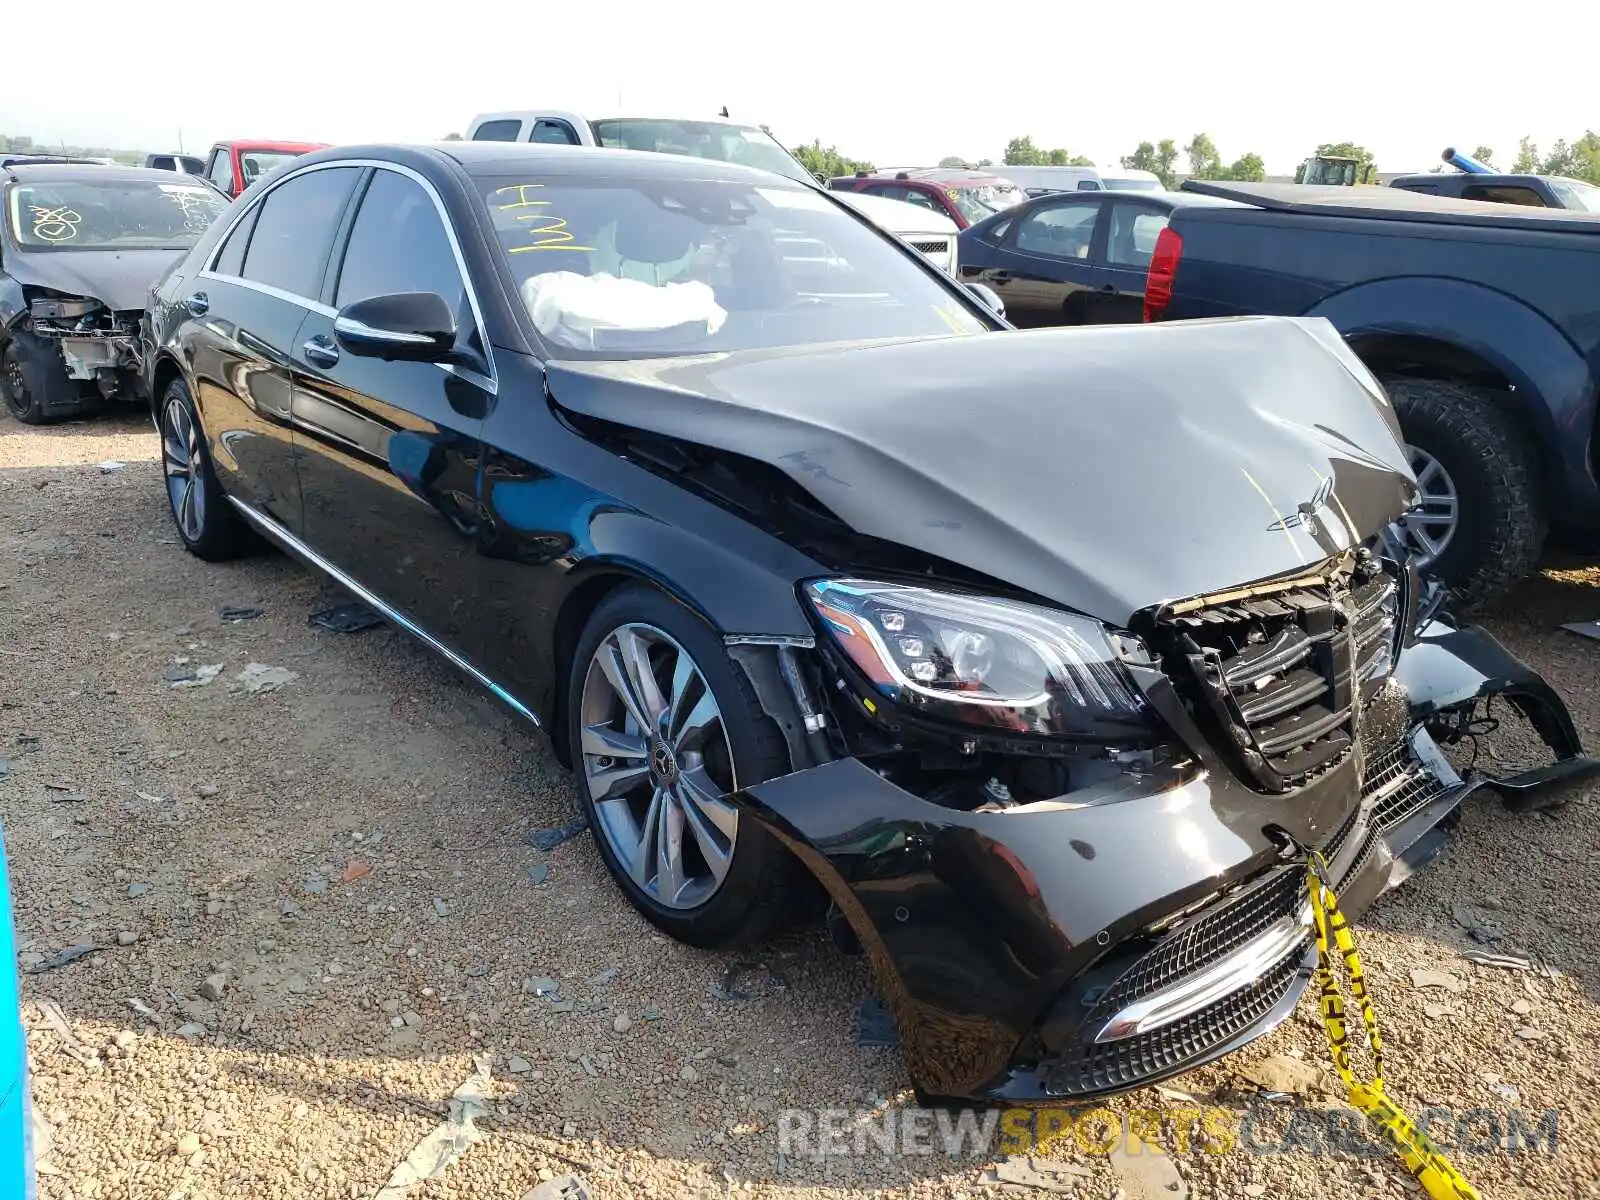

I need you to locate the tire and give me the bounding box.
[157,376,256,561]
[1,331,88,424]
[566,585,811,949]
[1383,376,1546,609]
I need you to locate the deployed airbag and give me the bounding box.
[521,272,726,350]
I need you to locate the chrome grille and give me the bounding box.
[1163,566,1399,793]
[908,238,950,255]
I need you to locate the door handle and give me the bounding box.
[183,292,208,316]
[301,337,340,369]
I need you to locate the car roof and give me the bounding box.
[218,140,329,152]
[419,140,799,184]
[2,163,200,184]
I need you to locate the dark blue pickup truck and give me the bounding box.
[1146,181,1600,606]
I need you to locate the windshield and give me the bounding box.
[480,172,986,359]
[1548,177,1600,213]
[592,119,813,185]
[946,184,1023,223]
[6,178,228,251]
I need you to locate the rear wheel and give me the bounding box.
[158,377,256,561]
[567,586,809,949]
[1383,376,1546,609]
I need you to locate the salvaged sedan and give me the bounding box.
[1,162,228,423]
[140,142,1593,1103]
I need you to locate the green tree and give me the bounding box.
[1223,152,1267,182]
[1539,132,1600,181]
[1470,145,1495,167]
[1512,136,1540,173]
[1121,139,1179,189]
[976,157,993,168]
[1184,133,1222,180]
[1004,135,1042,165]
[938,155,969,169]
[792,140,873,180]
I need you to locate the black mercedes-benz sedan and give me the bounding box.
[141,142,1594,1103]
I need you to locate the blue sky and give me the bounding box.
[1,0,1591,174]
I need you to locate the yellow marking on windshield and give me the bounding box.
[30,205,82,243]
[931,305,972,335]
[492,183,595,253]
[1240,466,1307,563]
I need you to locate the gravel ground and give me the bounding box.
[4,408,1600,1200]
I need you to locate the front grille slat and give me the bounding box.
[1161,558,1400,794]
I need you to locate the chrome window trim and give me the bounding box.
[198,157,499,395]
[227,496,538,727]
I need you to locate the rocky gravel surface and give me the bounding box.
[4,409,1600,1199]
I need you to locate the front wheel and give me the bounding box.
[2,332,88,425]
[566,586,810,949]
[1383,376,1546,609]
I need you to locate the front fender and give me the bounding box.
[1309,276,1597,510]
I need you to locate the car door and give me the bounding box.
[183,164,363,533]
[1092,200,1170,324]
[979,197,1105,327]
[290,165,494,659]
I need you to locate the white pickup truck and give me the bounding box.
[464,110,960,273]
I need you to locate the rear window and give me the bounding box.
[478,171,985,358]
[473,120,524,142]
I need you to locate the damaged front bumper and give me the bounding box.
[728,615,1597,1103]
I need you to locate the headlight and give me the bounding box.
[804,579,1153,739]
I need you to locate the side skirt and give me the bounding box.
[225,496,542,729]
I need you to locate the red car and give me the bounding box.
[201,139,330,198]
[829,168,1024,228]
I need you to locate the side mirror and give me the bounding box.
[334,292,457,362]
[966,282,1006,321]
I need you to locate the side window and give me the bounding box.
[1014,203,1098,259]
[152,156,175,171]
[211,206,261,277]
[900,188,940,212]
[240,167,361,299]
[472,119,523,142]
[864,184,908,203]
[207,150,235,194]
[1462,185,1545,207]
[530,119,579,145]
[1106,204,1169,268]
[1077,180,1102,191]
[334,170,467,319]
[983,216,1014,244]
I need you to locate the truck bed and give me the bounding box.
[1180,180,1600,235]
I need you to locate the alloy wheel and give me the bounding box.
[1396,443,1458,568]
[1,350,26,413]
[578,622,739,910]
[161,397,206,542]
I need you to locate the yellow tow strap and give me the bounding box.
[1306,853,1480,1200]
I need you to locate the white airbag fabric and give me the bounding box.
[521,272,726,350]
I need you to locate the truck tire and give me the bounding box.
[1382,376,1546,609]
[1,331,88,425]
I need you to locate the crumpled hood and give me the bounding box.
[547,316,1417,624]
[5,247,184,313]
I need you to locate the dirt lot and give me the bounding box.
[4,409,1600,1200]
